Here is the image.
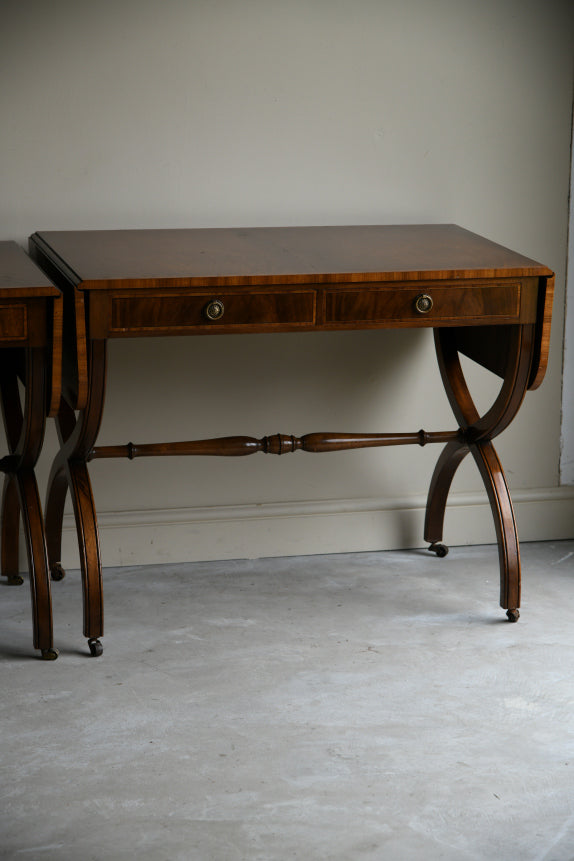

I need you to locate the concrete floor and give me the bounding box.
[1,540,574,861]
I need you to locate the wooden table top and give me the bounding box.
[0,241,61,299]
[31,225,553,290]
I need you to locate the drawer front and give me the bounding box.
[0,304,27,341]
[107,290,316,335]
[324,283,521,326]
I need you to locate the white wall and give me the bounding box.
[1,0,573,566]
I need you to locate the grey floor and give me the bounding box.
[1,540,574,861]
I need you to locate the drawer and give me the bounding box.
[324,283,522,326]
[105,290,316,335]
[0,304,27,341]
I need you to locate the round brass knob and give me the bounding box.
[204,299,225,321]
[414,293,433,314]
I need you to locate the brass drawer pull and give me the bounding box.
[415,293,433,314]
[204,299,225,321]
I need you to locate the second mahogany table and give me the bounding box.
[29,225,554,657]
[0,242,61,659]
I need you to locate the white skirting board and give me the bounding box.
[56,486,574,568]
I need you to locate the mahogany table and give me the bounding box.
[29,225,554,657]
[0,242,62,659]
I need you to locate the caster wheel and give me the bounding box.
[51,562,66,581]
[41,648,59,661]
[6,574,24,585]
[506,609,520,623]
[429,542,449,558]
[88,638,103,657]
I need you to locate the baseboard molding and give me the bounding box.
[58,486,574,568]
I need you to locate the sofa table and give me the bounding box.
[29,225,554,657]
[0,242,61,659]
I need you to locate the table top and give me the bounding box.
[0,241,61,299]
[30,225,553,290]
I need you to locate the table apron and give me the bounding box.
[0,299,51,347]
[86,278,540,338]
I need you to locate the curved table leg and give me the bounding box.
[45,460,69,582]
[48,339,107,656]
[0,347,57,658]
[424,439,469,557]
[16,470,58,657]
[471,440,520,618]
[67,460,103,655]
[1,474,23,584]
[428,325,535,619]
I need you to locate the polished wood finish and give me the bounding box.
[29,224,552,286]
[528,274,555,389]
[89,430,461,461]
[423,322,536,614]
[0,242,61,659]
[28,225,554,655]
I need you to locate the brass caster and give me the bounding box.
[41,648,59,661]
[50,562,66,581]
[88,638,103,657]
[506,609,520,623]
[429,542,449,558]
[5,574,24,585]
